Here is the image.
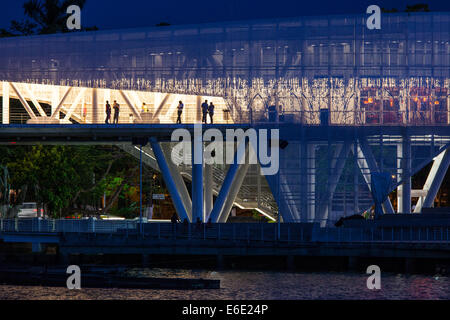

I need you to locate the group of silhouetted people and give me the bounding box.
[201,100,215,124]
[171,213,213,234]
[105,99,216,125]
[105,100,120,124]
[175,100,215,124]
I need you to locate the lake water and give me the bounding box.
[0,269,448,300]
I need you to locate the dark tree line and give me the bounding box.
[0,0,97,37]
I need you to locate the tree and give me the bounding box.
[0,0,97,37]
[3,145,118,217]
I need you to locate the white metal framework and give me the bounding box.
[1,12,450,224]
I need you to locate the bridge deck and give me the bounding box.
[1,124,450,144]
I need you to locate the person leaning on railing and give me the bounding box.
[176,101,184,124]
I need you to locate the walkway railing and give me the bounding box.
[1,218,449,244]
[251,110,450,126]
[0,218,137,234]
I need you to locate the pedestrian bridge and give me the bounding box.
[1,12,450,225]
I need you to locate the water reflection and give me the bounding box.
[0,269,448,300]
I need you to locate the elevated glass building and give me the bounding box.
[0,12,449,225]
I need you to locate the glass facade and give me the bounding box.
[0,12,448,125]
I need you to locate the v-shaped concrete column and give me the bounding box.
[150,139,190,222]
[356,138,395,214]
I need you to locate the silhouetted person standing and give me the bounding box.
[113,100,120,124]
[208,102,215,124]
[105,101,111,124]
[176,101,184,124]
[201,100,209,123]
[171,212,179,224]
[171,212,179,235]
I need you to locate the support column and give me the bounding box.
[150,140,190,222]
[92,88,99,124]
[51,86,59,116]
[414,151,446,213]
[192,126,204,222]
[209,143,249,223]
[307,144,316,222]
[353,142,359,214]
[257,173,261,208]
[398,136,412,213]
[357,139,395,214]
[301,142,315,222]
[300,142,308,221]
[317,142,352,225]
[422,148,450,209]
[196,96,202,123]
[162,144,192,221]
[397,143,403,213]
[204,164,214,221]
[2,82,9,124]
[218,161,250,223]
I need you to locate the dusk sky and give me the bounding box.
[1,0,450,31]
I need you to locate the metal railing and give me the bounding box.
[313,226,450,243]
[2,218,448,244]
[0,218,137,234]
[251,110,450,126]
[5,109,449,127]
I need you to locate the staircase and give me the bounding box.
[119,144,277,220]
